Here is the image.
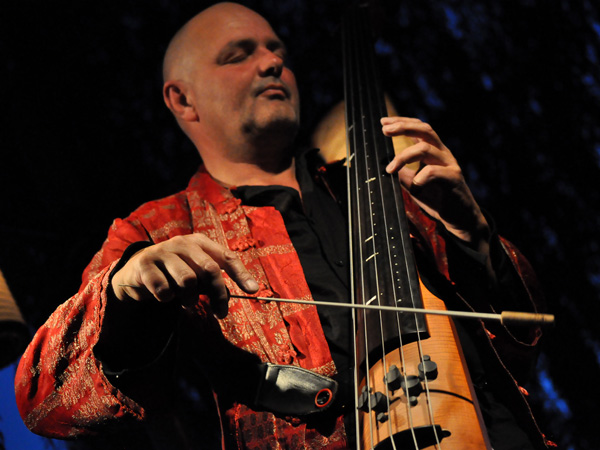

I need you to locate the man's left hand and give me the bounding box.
[381,116,490,253]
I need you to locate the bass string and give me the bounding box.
[361,29,437,450]
[350,52,380,450]
[352,24,406,449]
[372,36,445,450]
[342,17,366,447]
[364,46,443,450]
[344,10,412,449]
[343,13,378,447]
[344,5,442,449]
[358,16,443,449]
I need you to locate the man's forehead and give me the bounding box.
[195,8,282,50]
[164,3,282,78]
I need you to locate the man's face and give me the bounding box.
[185,6,300,151]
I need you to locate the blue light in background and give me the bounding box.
[416,75,444,109]
[537,365,572,419]
[0,362,68,450]
[481,73,494,90]
[374,39,394,56]
[442,5,463,39]
[591,21,600,41]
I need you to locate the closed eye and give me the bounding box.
[216,38,288,65]
[223,51,249,64]
[217,39,257,65]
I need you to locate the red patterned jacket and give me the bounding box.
[15,165,549,449]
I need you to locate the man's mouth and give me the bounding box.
[255,83,290,98]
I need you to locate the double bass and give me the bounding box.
[341,4,490,448]
[236,4,552,447]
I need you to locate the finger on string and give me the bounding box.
[411,164,461,189]
[385,142,448,174]
[380,116,423,125]
[396,166,419,191]
[380,116,435,132]
[381,119,443,146]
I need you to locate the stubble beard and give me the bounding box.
[240,109,299,166]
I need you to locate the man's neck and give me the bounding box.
[203,155,299,192]
[192,128,301,191]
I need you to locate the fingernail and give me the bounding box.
[245,279,260,292]
[386,161,394,173]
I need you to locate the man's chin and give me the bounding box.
[244,116,299,144]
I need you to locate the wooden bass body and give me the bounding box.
[358,279,490,449]
[341,4,492,448]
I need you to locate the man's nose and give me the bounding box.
[258,50,284,77]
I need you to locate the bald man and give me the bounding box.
[16,3,548,449]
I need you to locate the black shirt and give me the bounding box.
[232,151,534,450]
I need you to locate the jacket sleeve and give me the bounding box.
[403,189,545,381]
[14,217,154,439]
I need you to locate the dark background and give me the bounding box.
[1,1,598,449]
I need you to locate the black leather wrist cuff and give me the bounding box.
[253,363,339,416]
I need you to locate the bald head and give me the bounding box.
[161,1,300,170]
[163,2,272,83]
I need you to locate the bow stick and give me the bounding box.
[229,294,553,326]
[117,284,554,326]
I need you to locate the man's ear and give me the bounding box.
[163,81,199,122]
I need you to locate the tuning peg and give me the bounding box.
[370,391,388,413]
[400,375,423,397]
[384,364,402,391]
[418,355,438,381]
[357,387,388,413]
[357,386,369,411]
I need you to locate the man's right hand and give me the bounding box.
[110,234,259,318]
